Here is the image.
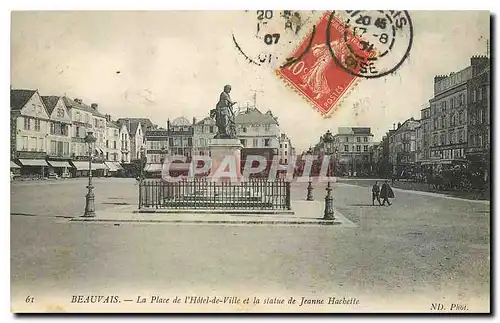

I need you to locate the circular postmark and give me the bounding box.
[231,10,318,69]
[326,10,413,78]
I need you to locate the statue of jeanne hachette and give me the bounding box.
[211,85,237,139]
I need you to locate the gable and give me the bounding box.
[120,124,129,135]
[20,92,50,119]
[11,89,35,111]
[136,122,142,136]
[50,98,72,123]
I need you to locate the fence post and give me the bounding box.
[306,178,314,201]
[285,180,291,210]
[323,181,335,220]
[138,180,143,209]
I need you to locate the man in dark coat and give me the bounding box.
[380,180,395,206]
[372,181,382,206]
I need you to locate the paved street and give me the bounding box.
[11,178,490,312]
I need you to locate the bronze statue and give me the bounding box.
[211,85,237,139]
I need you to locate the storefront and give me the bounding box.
[144,163,163,178]
[10,161,21,179]
[71,161,90,177]
[18,158,49,178]
[71,161,108,177]
[104,161,124,177]
[92,163,108,177]
[47,160,73,177]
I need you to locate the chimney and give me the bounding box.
[393,123,396,130]
[105,114,111,122]
[193,117,197,125]
[74,98,83,104]
[167,119,170,130]
[128,119,131,132]
[471,55,489,76]
[91,103,98,110]
[397,122,401,128]
[433,75,447,83]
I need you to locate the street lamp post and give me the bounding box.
[322,130,334,177]
[334,148,339,176]
[140,146,147,182]
[83,131,97,217]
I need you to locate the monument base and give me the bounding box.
[209,138,243,182]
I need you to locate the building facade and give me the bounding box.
[145,128,169,163]
[235,107,280,150]
[11,89,51,176]
[278,133,293,164]
[415,123,424,163]
[332,127,375,176]
[105,116,121,162]
[116,118,154,161]
[388,118,420,174]
[428,64,471,166]
[418,107,431,164]
[61,97,108,176]
[466,57,490,181]
[119,122,131,163]
[144,127,169,176]
[167,117,194,159]
[192,117,216,156]
[42,96,73,176]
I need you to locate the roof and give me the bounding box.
[352,127,372,135]
[170,117,191,126]
[195,116,215,125]
[396,118,420,131]
[336,127,373,136]
[62,97,106,118]
[116,118,154,135]
[106,120,119,129]
[41,96,60,115]
[235,107,278,125]
[11,89,36,111]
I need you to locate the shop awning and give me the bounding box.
[10,161,20,169]
[18,159,49,167]
[72,161,90,170]
[114,162,123,170]
[105,161,118,171]
[92,163,108,170]
[72,162,108,170]
[47,160,72,168]
[145,163,163,172]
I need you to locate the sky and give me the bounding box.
[10,10,489,151]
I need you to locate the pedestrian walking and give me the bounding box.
[380,180,395,206]
[372,181,382,206]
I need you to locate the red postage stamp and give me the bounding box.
[276,12,376,116]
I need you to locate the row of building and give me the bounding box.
[142,106,295,175]
[374,55,490,179]
[307,127,376,176]
[10,89,295,178]
[309,55,490,179]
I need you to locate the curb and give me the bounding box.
[134,209,295,215]
[336,182,490,204]
[69,218,342,226]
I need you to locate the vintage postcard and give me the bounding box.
[10,10,491,313]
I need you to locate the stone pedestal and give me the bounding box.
[209,138,243,182]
